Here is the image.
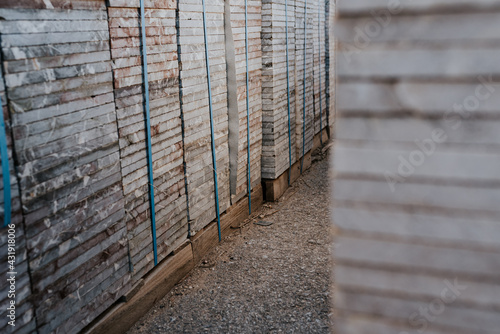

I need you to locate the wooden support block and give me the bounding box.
[82,242,194,334]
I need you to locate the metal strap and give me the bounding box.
[318,0,323,146]
[202,0,222,241]
[300,0,307,174]
[139,0,158,265]
[0,99,10,228]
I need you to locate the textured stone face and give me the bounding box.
[334,1,500,333]
[0,52,37,334]
[0,3,131,333]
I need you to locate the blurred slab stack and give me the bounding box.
[177,0,231,234]
[229,0,263,203]
[0,57,36,333]
[334,0,500,333]
[0,2,131,333]
[107,0,188,282]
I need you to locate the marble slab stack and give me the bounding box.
[261,0,328,181]
[107,0,188,282]
[0,3,131,333]
[261,0,297,180]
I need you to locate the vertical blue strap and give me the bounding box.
[300,0,307,174]
[0,104,10,228]
[139,0,158,266]
[318,0,323,146]
[245,0,251,214]
[202,0,222,242]
[285,0,292,186]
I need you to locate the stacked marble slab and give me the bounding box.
[294,0,314,159]
[261,0,328,181]
[178,0,231,234]
[107,0,188,282]
[261,0,297,179]
[229,0,263,202]
[0,3,131,333]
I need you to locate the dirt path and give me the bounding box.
[127,149,334,333]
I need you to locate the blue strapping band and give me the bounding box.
[318,0,323,146]
[0,103,10,228]
[140,0,158,266]
[285,0,292,186]
[245,0,251,214]
[202,0,222,242]
[300,0,307,174]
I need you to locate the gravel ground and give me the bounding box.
[127,148,334,333]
